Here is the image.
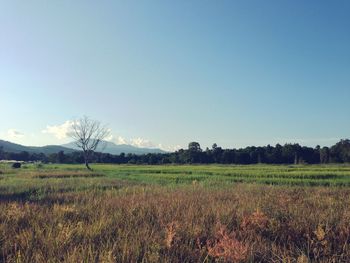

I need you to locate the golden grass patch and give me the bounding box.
[1,183,350,261]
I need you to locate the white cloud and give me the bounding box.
[42,120,74,140]
[7,129,24,139]
[130,137,156,148]
[113,136,182,151]
[0,119,184,152]
[170,145,182,151]
[40,121,181,151]
[158,144,182,152]
[104,129,114,141]
[116,136,127,145]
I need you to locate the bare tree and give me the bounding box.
[69,116,110,170]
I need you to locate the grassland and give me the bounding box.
[1,163,350,262]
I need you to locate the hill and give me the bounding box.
[63,141,166,155]
[0,139,166,155]
[0,139,75,155]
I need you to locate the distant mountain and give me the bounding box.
[63,141,166,155]
[0,139,166,156]
[0,139,75,155]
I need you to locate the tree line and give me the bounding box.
[1,139,350,165]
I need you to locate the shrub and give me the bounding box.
[12,162,21,169]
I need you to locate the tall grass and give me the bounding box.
[1,184,350,262]
[1,164,350,262]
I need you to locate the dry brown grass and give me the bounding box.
[165,221,178,249]
[206,224,248,262]
[1,185,350,262]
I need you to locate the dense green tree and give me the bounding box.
[188,142,202,152]
[0,146,3,160]
[1,139,350,165]
[320,147,330,164]
[330,139,350,163]
[57,151,65,163]
[187,142,202,163]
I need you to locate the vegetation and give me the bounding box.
[1,163,350,262]
[2,139,350,165]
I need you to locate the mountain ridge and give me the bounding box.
[63,141,166,155]
[0,139,166,155]
[0,139,75,155]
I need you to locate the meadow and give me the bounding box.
[1,163,350,262]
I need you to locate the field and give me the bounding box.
[1,163,350,262]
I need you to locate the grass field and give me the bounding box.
[1,163,350,262]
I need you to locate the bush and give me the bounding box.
[12,162,21,169]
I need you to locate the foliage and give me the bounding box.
[4,139,350,165]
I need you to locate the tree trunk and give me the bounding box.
[84,152,92,170]
[294,153,298,165]
[85,160,92,170]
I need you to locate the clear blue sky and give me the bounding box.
[1,1,349,150]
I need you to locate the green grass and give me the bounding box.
[2,163,350,192]
[1,163,350,200]
[2,163,350,262]
[93,163,350,186]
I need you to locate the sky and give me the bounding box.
[1,1,350,151]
